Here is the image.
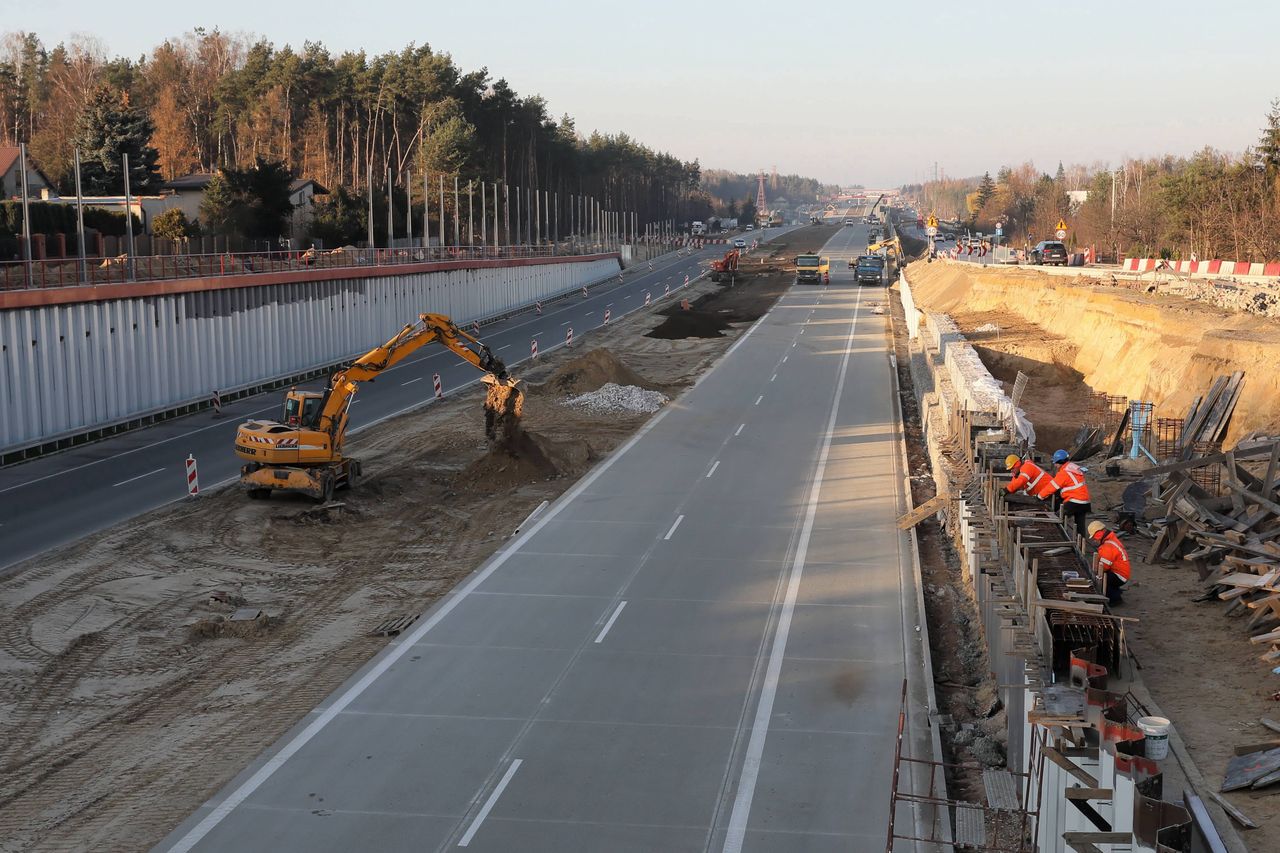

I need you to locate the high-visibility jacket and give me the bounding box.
[1096,532,1131,583]
[1008,459,1059,500]
[1053,461,1091,504]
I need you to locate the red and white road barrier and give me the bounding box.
[433,373,443,399]
[664,283,670,295]
[683,274,690,287]
[211,389,221,417]
[472,322,481,336]
[566,326,574,347]
[1123,257,1280,277]
[648,261,653,271]
[531,339,539,359]
[604,308,611,324]
[618,273,624,283]
[185,454,199,496]
[535,301,542,315]
[644,291,651,306]
[582,286,588,298]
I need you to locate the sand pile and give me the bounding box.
[540,348,662,395]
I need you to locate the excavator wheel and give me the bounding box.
[321,473,336,503]
[247,488,271,500]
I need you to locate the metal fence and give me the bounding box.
[0,240,669,292]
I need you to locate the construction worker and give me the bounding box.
[1051,449,1092,537]
[1004,454,1060,501]
[1088,521,1131,603]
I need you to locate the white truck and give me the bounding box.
[691,221,706,236]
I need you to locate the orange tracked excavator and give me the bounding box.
[234,313,522,501]
[709,248,740,282]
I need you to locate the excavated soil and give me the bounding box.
[907,260,1280,444]
[0,244,805,852]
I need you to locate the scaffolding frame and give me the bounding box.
[885,681,1046,852]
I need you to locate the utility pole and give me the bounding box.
[481,181,487,249]
[423,170,430,254]
[467,180,474,246]
[122,152,136,281]
[438,174,445,251]
[386,165,394,251]
[453,177,460,247]
[405,170,413,249]
[73,148,87,282]
[367,160,376,258]
[19,142,32,288]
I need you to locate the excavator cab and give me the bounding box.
[282,389,324,428]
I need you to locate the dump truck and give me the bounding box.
[234,313,522,501]
[795,253,829,284]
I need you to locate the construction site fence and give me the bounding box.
[0,240,678,292]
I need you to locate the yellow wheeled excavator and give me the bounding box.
[234,313,522,501]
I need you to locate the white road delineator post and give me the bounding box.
[664,283,670,295]
[185,455,199,496]
[433,373,443,399]
[582,286,588,299]
[617,273,623,283]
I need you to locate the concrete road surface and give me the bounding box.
[0,229,798,572]
[157,222,934,852]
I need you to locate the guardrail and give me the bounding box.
[0,241,676,292]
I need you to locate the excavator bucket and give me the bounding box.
[482,375,525,448]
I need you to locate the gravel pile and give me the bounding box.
[565,383,668,415]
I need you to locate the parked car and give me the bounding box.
[733,237,747,249]
[745,224,754,231]
[1030,240,1068,266]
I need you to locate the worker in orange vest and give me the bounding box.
[1004,454,1060,501]
[1088,521,1131,604]
[1051,449,1092,537]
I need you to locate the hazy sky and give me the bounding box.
[7,0,1276,186]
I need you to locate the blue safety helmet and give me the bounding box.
[1052,449,1070,464]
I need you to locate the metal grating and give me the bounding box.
[370,614,419,637]
[983,768,1021,810]
[1155,417,1184,461]
[1189,440,1223,495]
[955,804,987,846]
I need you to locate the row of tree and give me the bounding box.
[903,101,1280,262]
[1,30,703,243]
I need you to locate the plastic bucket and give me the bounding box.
[1137,716,1171,760]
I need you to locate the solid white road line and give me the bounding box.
[594,601,628,644]
[720,287,863,853]
[561,320,572,326]
[770,374,777,382]
[458,758,523,847]
[754,395,763,406]
[497,345,511,351]
[735,424,745,437]
[782,356,788,364]
[112,468,165,488]
[663,515,685,541]
[706,460,721,478]
[401,377,423,386]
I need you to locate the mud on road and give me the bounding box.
[0,235,818,853]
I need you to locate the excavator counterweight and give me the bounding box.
[235,313,522,501]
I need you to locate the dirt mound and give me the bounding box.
[540,348,661,395]
[455,427,593,492]
[648,271,792,340]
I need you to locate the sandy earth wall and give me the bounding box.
[906,261,1280,445]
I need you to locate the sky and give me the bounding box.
[5,0,1277,187]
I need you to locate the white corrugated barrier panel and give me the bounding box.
[0,256,619,454]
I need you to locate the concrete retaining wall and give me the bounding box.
[0,254,619,456]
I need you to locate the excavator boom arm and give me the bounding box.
[316,313,510,435]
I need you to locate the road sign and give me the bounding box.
[926,226,937,237]
[926,214,938,229]
[995,223,1003,236]
[1055,219,1067,232]
[1055,229,1067,240]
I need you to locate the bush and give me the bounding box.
[152,208,198,240]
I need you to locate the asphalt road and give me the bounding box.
[0,230,799,572]
[158,220,931,851]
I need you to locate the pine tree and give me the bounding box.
[198,173,239,235]
[976,172,996,211]
[1054,161,1066,184]
[1258,99,1280,180]
[71,87,161,195]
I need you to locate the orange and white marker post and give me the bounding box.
[433,373,443,399]
[644,291,651,306]
[566,327,573,348]
[604,308,611,324]
[535,301,542,315]
[531,339,538,360]
[185,454,199,496]
[211,389,222,417]
[472,322,480,337]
